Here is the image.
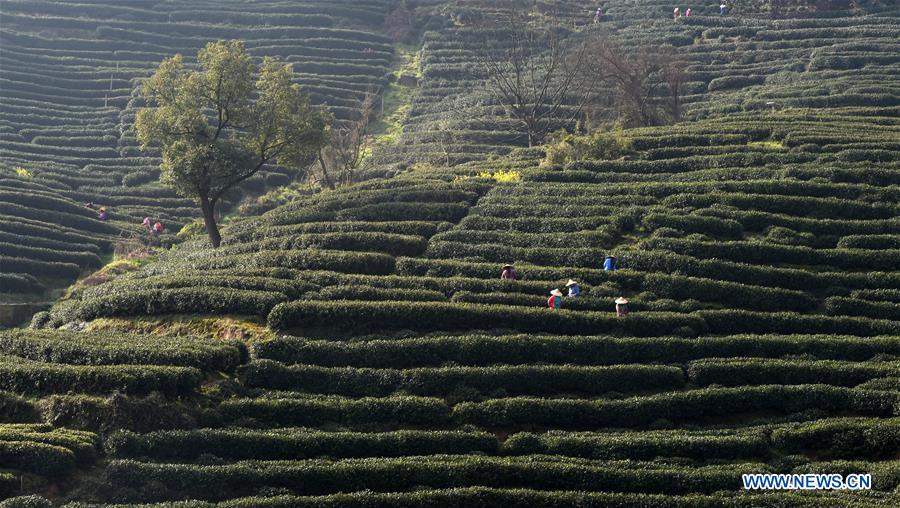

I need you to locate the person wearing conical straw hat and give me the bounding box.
[548,289,563,310]
[566,279,581,298]
[500,264,517,280]
[615,297,629,317]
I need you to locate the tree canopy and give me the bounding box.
[136,40,330,247]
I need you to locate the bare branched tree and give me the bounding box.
[430,94,488,166]
[475,10,595,147]
[588,37,686,128]
[313,88,379,188]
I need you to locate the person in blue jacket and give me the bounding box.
[566,280,581,298]
[603,255,618,271]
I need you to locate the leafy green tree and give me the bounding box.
[136,40,330,247]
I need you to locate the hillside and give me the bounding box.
[0,0,395,309]
[1,0,900,506]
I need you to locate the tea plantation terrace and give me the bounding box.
[3,0,900,506]
[2,327,900,505]
[0,0,395,302]
[367,5,899,171]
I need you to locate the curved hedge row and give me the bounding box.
[0,230,100,254]
[318,285,447,302]
[267,300,708,336]
[0,273,44,293]
[0,423,97,462]
[0,214,112,249]
[700,310,900,336]
[687,359,899,388]
[335,202,470,222]
[225,232,428,257]
[0,255,82,279]
[252,334,900,368]
[82,275,315,301]
[837,234,900,249]
[53,487,900,508]
[225,221,448,244]
[185,250,396,275]
[0,438,80,477]
[825,296,900,321]
[0,330,245,372]
[77,288,288,320]
[643,237,900,271]
[642,274,817,312]
[642,212,744,239]
[771,417,900,460]
[0,355,203,396]
[0,242,102,267]
[851,289,900,303]
[105,456,761,500]
[504,429,770,461]
[218,395,450,427]
[453,385,898,429]
[106,428,497,461]
[240,361,685,397]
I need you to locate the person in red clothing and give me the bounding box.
[500,264,517,280]
[548,289,563,310]
[153,221,164,234]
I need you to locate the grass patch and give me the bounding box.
[369,44,421,146]
[65,251,158,298]
[86,316,274,343]
[748,140,785,150]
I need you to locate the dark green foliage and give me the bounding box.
[268,300,707,336]
[700,310,900,336]
[0,256,82,279]
[453,385,899,429]
[641,274,817,312]
[825,297,900,321]
[0,440,76,477]
[0,355,203,396]
[0,391,38,423]
[253,334,900,369]
[77,288,288,320]
[218,395,450,427]
[643,237,900,271]
[318,285,447,302]
[336,202,470,222]
[240,361,685,397]
[232,232,428,257]
[187,250,396,275]
[49,488,900,507]
[104,456,762,500]
[642,212,743,239]
[106,428,497,460]
[688,359,900,388]
[38,393,197,433]
[504,429,771,461]
[0,273,44,294]
[83,275,315,301]
[0,330,245,372]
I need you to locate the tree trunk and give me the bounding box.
[200,193,222,248]
[317,152,336,190]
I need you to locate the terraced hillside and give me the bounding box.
[3,0,900,506]
[0,0,395,305]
